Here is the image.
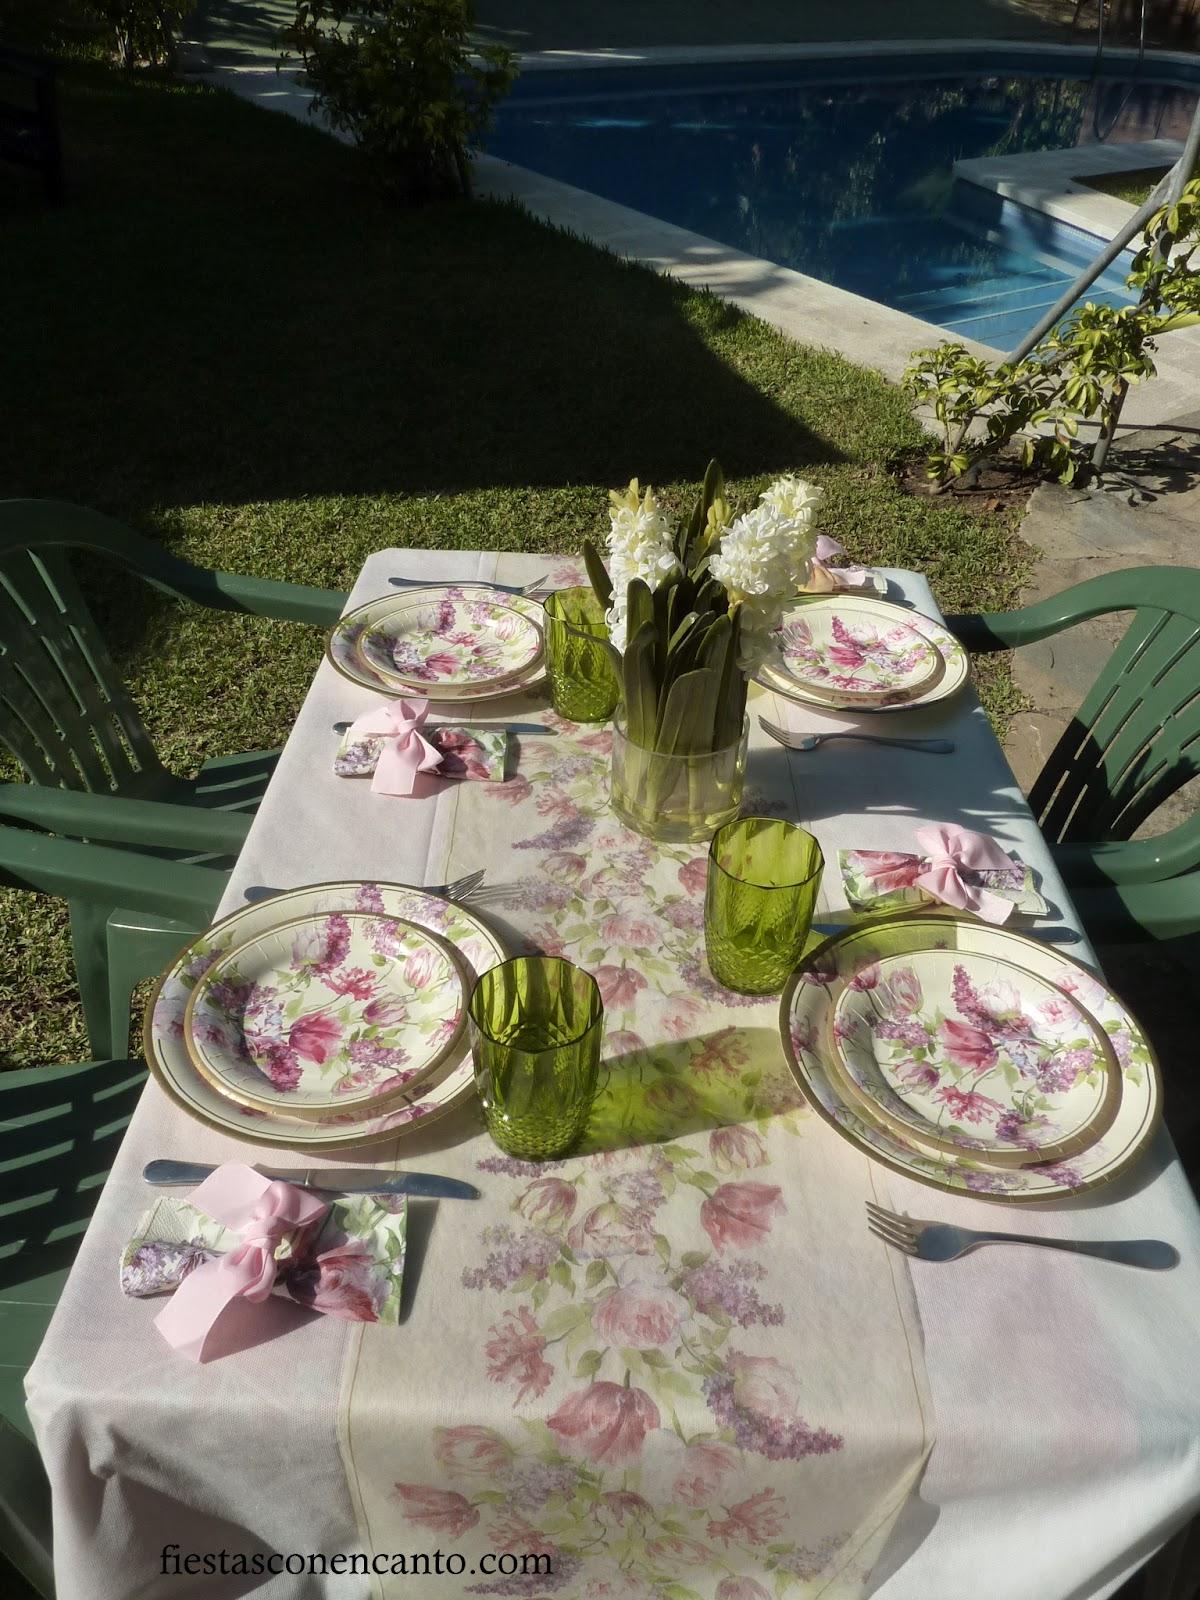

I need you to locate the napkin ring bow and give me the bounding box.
[345,697,443,795]
[913,824,1017,924]
[153,1164,328,1361]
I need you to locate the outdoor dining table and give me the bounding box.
[25,549,1200,1600]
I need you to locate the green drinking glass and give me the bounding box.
[544,587,620,723]
[705,817,824,995]
[469,956,604,1159]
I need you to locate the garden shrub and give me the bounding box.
[280,0,515,202]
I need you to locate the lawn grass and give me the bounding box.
[1077,166,1171,206]
[0,57,1031,1067]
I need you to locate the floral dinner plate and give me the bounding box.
[828,948,1121,1167]
[184,913,466,1119]
[327,587,547,702]
[780,916,1161,1202]
[760,597,968,714]
[772,599,942,706]
[358,595,542,690]
[146,882,507,1149]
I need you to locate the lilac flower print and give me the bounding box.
[703,1352,843,1460]
[872,1017,929,1050]
[994,1109,1050,1148]
[962,1167,1024,1195]
[461,1226,561,1291]
[508,1462,579,1512]
[475,1155,562,1178]
[121,1239,214,1297]
[354,883,386,914]
[678,957,763,1008]
[775,1533,849,1581]
[683,1259,784,1327]
[1034,1047,1093,1094]
[607,1170,665,1217]
[1029,1158,1086,1188]
[349,1038,410,1073]
[513,814,594,852]
[464,1555,581,1596]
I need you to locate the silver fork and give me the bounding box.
[428,869,486,901]
[865,1201,1177,1270]
[387,574,548,598]
[759,718,954,755]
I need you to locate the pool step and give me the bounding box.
[939,285,1130,349]
[894,269,1066,318]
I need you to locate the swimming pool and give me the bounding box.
[486,53,1200,351]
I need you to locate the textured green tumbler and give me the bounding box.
[469,956,604,1159]
[705,817,824,994]
[544,587,620,723]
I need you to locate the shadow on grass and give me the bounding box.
[1,60,841,520]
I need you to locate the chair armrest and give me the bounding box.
[0,500,347,625]
[1072,876,1200,942]
[1052,830,1200,888]
[0,785,252,854]
[175,568,347,626]
[0,825,227,922]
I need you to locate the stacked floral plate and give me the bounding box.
[761,596,969,712]
[146,882,506,1149]
[328,585,547,701]
[780,916,1162,1202]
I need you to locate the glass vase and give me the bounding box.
[609,709,748,844]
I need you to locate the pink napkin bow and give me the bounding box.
[153,1165,328,1362]
[344,697,443,795]
[912,824,1019,924]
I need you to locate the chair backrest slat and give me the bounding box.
[1029,596,1200,847]
[0,547,163,792]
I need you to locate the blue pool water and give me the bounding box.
[487,55,1200,350]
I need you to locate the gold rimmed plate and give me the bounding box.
[760,597,968,713]
[826,947,1121,1168]
[146,882,507,1149]
[327,586,547,701]
[184,912,467,1121]
[356,594,543,692]
[780,916,1160,1202]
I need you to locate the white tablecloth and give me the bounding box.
[26,551,1200,1600]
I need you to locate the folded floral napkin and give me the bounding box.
[121,1164,407,1360]
[334,697,509,794]
[840,824,1048,925]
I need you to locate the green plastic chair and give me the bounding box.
[0,499,347,1056]
[0,1057,147,1598]
[947,566,1200,941]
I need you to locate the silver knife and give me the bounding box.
[144,1160,479,1199]
[387,576,542,598]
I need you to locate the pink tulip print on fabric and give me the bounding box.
[341,626,933,1600]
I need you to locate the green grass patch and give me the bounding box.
[1077,166,1170,207]
[0,57,1031,1066]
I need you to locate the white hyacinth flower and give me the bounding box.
[760,474,826,527]
[710,480,826,669]
[604,479,679,652]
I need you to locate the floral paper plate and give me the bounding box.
[184,913,466,1119]
[761,597,968,714]
[357,595,542,690]
[145,883,507,1149]
[771,598,942,706]
[828,949,1121,1167]
[327,587,547,702]
[780,916,1161,1202]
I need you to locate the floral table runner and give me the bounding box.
[341,667,933,1599]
